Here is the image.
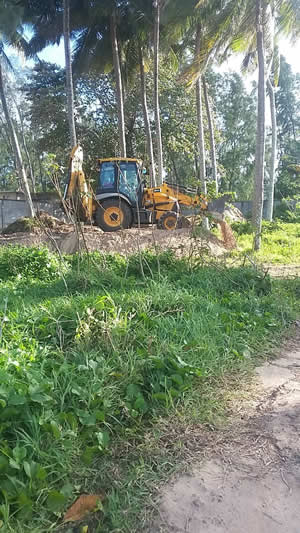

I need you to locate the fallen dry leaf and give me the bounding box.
[63,493,104,523]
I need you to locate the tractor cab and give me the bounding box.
[95,158,150,232]
[96,158,144,206]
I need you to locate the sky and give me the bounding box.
[36,36,300,77]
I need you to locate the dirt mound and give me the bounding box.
[219,220,237,250]
[0,223,230,258]
[2,212,66,235]
[224,204,245,222]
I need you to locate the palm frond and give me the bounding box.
[277,0,300,40]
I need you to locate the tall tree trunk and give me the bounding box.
[0,61,35,217]
[17,108,36,193]
[195,25,208,229]
[126,114,136,157]
[63,0,77,148]
[9,94,36,192]
[138,43,156,187]
[265,77,277,221]
[202,75,218,194]
[253,0,266,250]
[110,9,126,158]
[153,0,163,185]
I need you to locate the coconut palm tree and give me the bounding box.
[110,6,126,157]
[202,75,218,194]
[193,0,300,249]
[0,1,35,217]
[63,0,77,148]
[71,1,128,157]
[138,41,156,186]
[153,0,164,184]
[20,0,128,157]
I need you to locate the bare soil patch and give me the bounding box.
[0,222,229,257]
[150,325,300,533]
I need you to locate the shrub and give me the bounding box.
[231,221,253,235]
[0,246,64,281]
[274,197,300,223]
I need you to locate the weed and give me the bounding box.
[0,244,298,531]
[231,222,300,264]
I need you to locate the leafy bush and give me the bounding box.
[231,220,253,235]
[274,197,300,223]
[0,246,65,281]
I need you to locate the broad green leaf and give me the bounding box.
[134,395,148,413]
[30,392,52,404]
[81,446,98,466]
[126,384,141,400]
[17,492,33,519]
[0,455,8,472]
[13,446,26,463]
[47,490,67,512]
[171,374,184,386]
[96,431,110,451]
[36,464,47,481]
[50,421,61,439]
[9,458,20,470]
[8,394,27,406]
[78,412,97,427]
[152,392,168,401]
[60,482,74,499]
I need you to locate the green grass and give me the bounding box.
[231,221,300,264]
[0,244,299,532]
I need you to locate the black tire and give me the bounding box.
[95,198,133,232]
[157,211,183,231]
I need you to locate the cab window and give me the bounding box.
[99,162,115,189]
[118,162,139,203]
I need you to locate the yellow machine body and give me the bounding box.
[64,146,223,232]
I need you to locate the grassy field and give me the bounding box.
[232,221,300,264]
[0,223,299,532]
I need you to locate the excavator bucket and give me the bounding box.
[206,194,231,217]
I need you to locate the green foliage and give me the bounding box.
[231,220,254,235]
[0,245,64,281]
[275,57,300,200]
[274,197,300,222]
[232,221,300,264]
[0,245,298,530]
[208,70,257,199]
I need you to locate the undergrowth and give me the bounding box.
[0,245,299,532]
[231,221,300,264]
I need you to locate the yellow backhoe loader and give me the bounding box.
[63,145,229,233]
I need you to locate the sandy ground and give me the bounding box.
[0,225,229,257]
[152,324,300,533]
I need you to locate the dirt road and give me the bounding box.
[153,325,300,533]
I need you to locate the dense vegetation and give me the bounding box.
[0,1,299,529]
[0,226,299,531]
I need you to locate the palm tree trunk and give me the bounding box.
[195,25,208,229]
[63,0,77,148]
[8,93,36,193]
[110,9,126,158]
[0,61,35,217]
[203,75,218,194]
[138,43,156,187]
[153,0,163,185]
[265,77,277,221]
[253,0,266,250]
[17,107,36,193]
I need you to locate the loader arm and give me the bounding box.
[63,145,94,221]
